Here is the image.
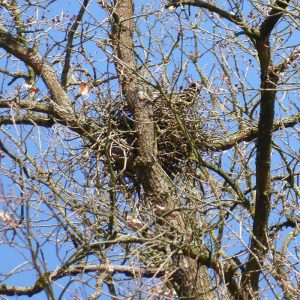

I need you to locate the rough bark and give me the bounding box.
[108,0,213,298]
[0,26,70,107]
[166,0,293,297]
[242,0,291,295]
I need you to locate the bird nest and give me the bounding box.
[109,85,211,176]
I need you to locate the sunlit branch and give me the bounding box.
[0,115,54,127]
[165,0,256,37]
[0,264,165,297]
[61,0,89,87]
[0,26,70,107]
[210,113,300,150]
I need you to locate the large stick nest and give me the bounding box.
[109,84,213,176]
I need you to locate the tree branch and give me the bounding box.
[259,0,291,38]
[0,26,70,107]
[0,264,164,296]
[0,115,54,127]
[0,99,55,114]
[0,68,30,85]
[242,2,292,292]
[165,0,256,37]
[108,1,216,297]
[209,112,300,150]
[61,0,89,87]
[0,99,100,141]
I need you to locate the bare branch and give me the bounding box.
[0,264,165,297]
[165,0,256,37]
[259,0,291,38]
[0,115,54,127]
[210,112,300,150]
[61,0,89,87]
[0,26,70,107]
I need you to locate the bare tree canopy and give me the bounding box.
[0,0,299,299]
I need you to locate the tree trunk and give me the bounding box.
[107,0,214,297]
